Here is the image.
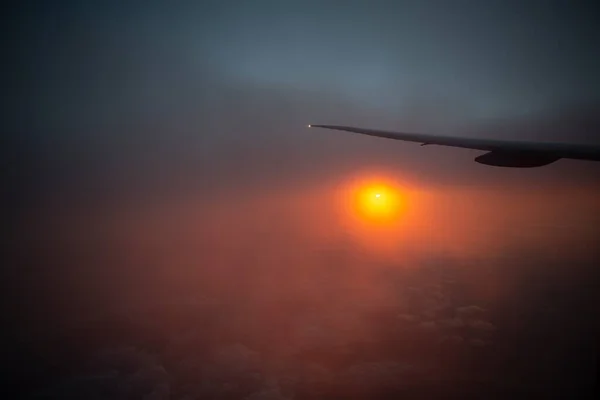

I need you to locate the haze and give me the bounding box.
[5,1,600,399]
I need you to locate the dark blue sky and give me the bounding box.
[13,0,600,120]
[6,0,600,205]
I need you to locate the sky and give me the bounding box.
[5,0,600,208]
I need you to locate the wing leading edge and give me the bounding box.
[307,124,600,168]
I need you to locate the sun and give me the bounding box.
[353,182,404,224]
[336,172,411,229]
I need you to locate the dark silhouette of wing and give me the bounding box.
[307,124,600,168]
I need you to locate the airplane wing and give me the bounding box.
[307,124,600,168]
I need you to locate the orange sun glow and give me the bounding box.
[355,183,403,222]
[336,172,410,229]
[332,174,414,256]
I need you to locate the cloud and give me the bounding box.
[244,387,292,400]
[337,361,419,391]
[417,321,438,334]
[468,320,496,333]
[456,305,486,320]
[34,346,171,399]
[438,318,465,330]
[213,343,262,374]
[469,338,491,347]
